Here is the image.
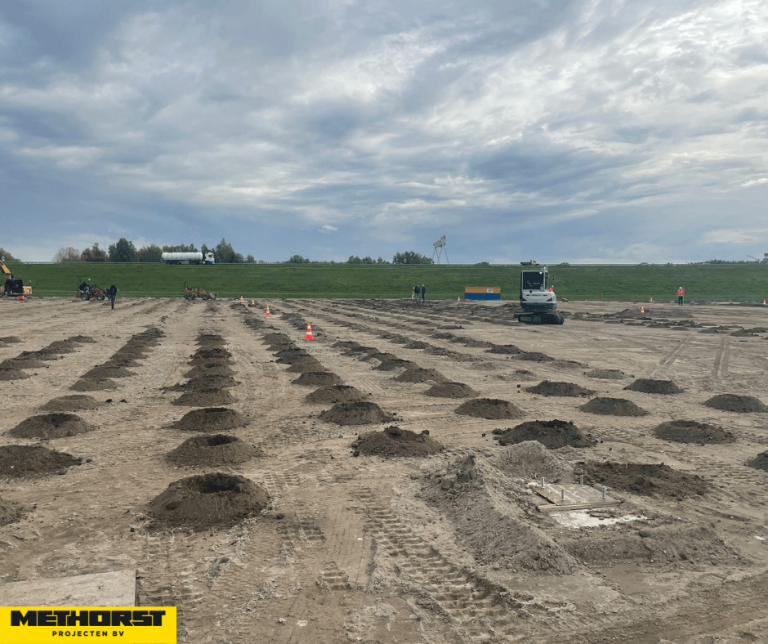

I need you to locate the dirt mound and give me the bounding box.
[0,495,22,526]
[494,420,596,449]
[405,341,428,349]
[41,395,101,412]
[292,372,342,386]
[526,381,595,397]
[319,401,395,426]
[374,359,416,371]
[69,335,97,344]
[196,334,225,344]
[0,445,82,478]
[173,407,248,431]
[0,336,21,344]
[70,379,117,391]
[351,426,443,458]
[585,369,627,380]
[7,413,94,439]
[166,434,262,466]
[488,344,523,355]
[422,454,580,574]
[703,394,768,413]
[454,398,524,420]
[0,369,29,381]
[625,379,683,394]
[517,352,554,363]
[276,350,311,364]
[81,365,134,380]
[747,451,768,471]
[166,375,239,391]
[193,348,232,361]
[654,420,735,444]
[576,462,711,498]
[46,340,78,353]
[8,357,48,369]
[183,365,236,378]
[305,385,366,404]
[493,440,574,482]
[394,368,446,383]
[148,472,269,529]
[424,382,478,398]
[285,358,325,373]
[173,388,237,406]
[188,356,234,367]
[580,397,649,416]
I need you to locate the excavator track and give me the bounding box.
[516,312,564,325]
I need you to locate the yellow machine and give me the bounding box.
[0,259,32,296]
[184,281,217,300]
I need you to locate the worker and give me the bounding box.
[412,285,418,300]
[549,286,554,292]
[108,285,118,310]
[421,284,426,302]
[677,286,684,306]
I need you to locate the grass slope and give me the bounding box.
[5,262,768,302]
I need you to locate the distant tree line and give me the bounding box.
[0,247,22,262]
[287,251,432,264]
[53,238,257,263]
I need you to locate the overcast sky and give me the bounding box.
[2,0,767,263]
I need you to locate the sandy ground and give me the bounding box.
[1,295,768,643]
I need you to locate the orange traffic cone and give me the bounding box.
[641,306,645,313]
[650,297,653,303]
[763,300,767,305]
[17,295,25,301]
[304,323,314,340]
[265,306,271,316]
[240,295,243,303]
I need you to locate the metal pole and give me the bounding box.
[541,477,545,489]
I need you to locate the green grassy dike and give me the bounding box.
[5,262,768,302]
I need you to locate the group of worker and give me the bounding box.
[411,284,427,301]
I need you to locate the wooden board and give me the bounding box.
[535,483,621,513]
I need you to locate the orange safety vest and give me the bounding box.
[677,288,684,297]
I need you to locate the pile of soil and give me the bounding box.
[394,368,446,383]
[424,382,478,398]
[421,455,579,575]
[46,340,78,353]
[654,420,735,444]
[585,369,627,380]
[488,344,523,355]
[20,349,59,361]
[517,352,554,363]
[747,451,768,471]
[319,401,395,426]
[526,381,595,398]
[493,440,574,482]
[703,394,768,413]
[305,385,366,404]
[285,358,325,373]
[351,426,443,458]
[166,375,238,391]
[454,398,524,420]
[193,348,232,361]
[292,372,342,387]
[41,395,100,412]
[184,365,235,378]
[173,388,237,406]
[8,357,48,369]
[7,413,94,439]
[173,407,248,431]
[575,462,711,498]
[197,334,225,344]
[580,397,649,416]
[0,336,21,344]
[0,369,29,381]
[276,350,311,364]
[166,435,262,466]
[69,335,96,344]
[70,379,116,391]
[374,359,416,371]
[625,379,683,394]
[0,495,22,526]
[0,445,82,478]
[148,472,269,529]
[81,365,134,380]
[405,341,428,349]
[494,420,595,449]
[188,356,234,367]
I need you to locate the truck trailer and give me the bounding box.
[161,252,215,265]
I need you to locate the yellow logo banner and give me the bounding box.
[0,607,176,644]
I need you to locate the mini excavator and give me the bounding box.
[516,265,564,325]
[0,258,32,296]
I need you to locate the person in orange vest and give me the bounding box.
[677,286,684,306]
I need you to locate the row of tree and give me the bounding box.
[53,239,257,263]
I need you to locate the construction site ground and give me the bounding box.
[1,296,767,643]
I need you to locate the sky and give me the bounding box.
[1,0,767,264]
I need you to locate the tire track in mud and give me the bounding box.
[647,336,691,379]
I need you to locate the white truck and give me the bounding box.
[161,252,215,265]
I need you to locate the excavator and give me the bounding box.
[0,258,32,296]
[515,265,564,325]
[184,281,217,300]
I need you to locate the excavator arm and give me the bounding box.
[0,260,12,277]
